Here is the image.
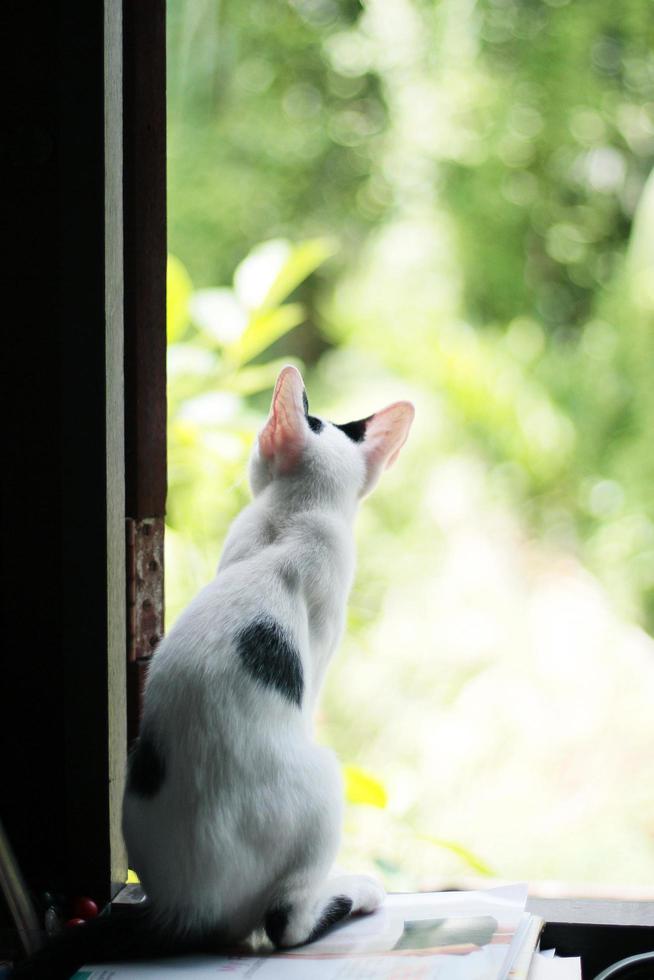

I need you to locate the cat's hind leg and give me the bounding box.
[264,742,385,948]
[264,872,385,948]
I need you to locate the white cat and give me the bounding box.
[14,366,414,977]
[123,366,414,948]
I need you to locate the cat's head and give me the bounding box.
[249,365,414,505]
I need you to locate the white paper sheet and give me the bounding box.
[73,885,531,980]
[527,954,582,980]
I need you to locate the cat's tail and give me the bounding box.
[9,906,182,980]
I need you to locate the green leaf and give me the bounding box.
[373,857,404,877]
[417,833,496,877]
[167,254,193,343]
[225,304,305,367]
[260,238,337,312]
[343,764,388,808]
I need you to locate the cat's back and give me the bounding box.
[141,493,353,744]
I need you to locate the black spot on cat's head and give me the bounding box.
[334,417,371,443]
[127,735,166,798]
[302,387,324,433]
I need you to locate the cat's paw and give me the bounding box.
[328,873,385,914]
[266,875,386,949]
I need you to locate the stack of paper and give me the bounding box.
[73,884,580,979]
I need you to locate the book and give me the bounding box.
[73,883,546,979]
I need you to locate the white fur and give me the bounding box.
[122,367,413,947]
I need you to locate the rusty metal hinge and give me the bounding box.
[126,517,164,741]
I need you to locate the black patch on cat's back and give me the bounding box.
[334,417,370,443]
[127,735,166,798]
[236,618,303,707]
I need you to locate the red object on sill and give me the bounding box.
[71,896,99,920]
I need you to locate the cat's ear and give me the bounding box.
[259,365,308,473]
[360,401,415,495]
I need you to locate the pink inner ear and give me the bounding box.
[364,401,415,470]
[259,366,307,472]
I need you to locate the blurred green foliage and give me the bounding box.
[168,0,387,287]
[167,0,654,887]
[166,239,334,622]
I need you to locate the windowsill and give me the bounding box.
[113,883,654,928]
[527,896,654,928]
[111,884,654,976]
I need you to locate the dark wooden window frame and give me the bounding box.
[2,0,165,940]
[123,0,167,747]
